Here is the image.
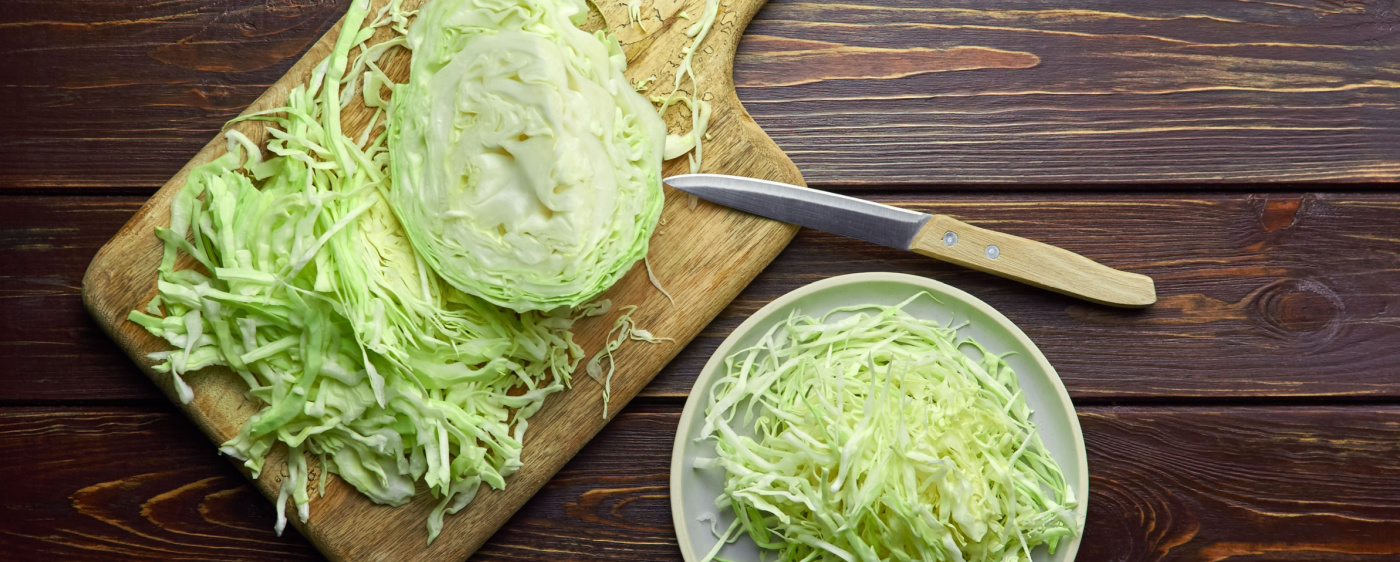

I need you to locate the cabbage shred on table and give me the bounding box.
[697,295,1081,561]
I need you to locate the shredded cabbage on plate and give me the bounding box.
[696,294,1080,561]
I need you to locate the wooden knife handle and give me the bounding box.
[910,214,1156,307]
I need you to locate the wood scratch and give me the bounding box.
[765,18,1368,50]
[739,36,1038,87]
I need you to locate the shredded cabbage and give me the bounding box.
[585,305,673,418]
[128,0,710,545]
[130,0,587,544]
[697,295,1080,561]
[387,0,666,312]
[655,0,720,172]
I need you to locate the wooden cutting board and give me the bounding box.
[80,0,802,559]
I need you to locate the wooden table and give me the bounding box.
[3,0,1399,559]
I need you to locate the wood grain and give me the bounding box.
[0,0,351,192]
[4,0,1398,191]
[1077,407,1400,561]
[909,213,1157,307]
[7,405,1400,560]
[75,0,802,559]
[652,193,1400,400]
[13,193,1399,403]
[5,1,1400,560]
[0,407,316,560]
[735,0,1400,184]
[0,197,157,403]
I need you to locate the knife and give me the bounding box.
[664,173,1156,307]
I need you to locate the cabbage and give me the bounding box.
[129,0,587,544]
[388,0,666,311]
[697,295,1080,561]
[654,0,720,173]
[584,304,673,418]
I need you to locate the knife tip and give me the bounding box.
[662,174,697,192]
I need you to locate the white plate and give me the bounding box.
[670,272,1087,562]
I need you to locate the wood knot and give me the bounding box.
[1259,195,1303,233]
[563,482,671,533]
[1250,279,1342,340]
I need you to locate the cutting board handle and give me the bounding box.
[910,214,1157,307]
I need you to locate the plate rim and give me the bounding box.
[669,271,1088,562]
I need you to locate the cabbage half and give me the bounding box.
[389,0,666,311]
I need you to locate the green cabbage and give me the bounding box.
[388,0,666,312]
[697,295,1080,561]
[130,0,588,544]
[130,0,699,544]
[654,0,720,172]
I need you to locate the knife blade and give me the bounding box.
[664,173,1156,307]
[664,173,931,250]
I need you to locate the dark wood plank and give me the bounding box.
[6,193,1400,402]
[0,196,160,403]
[1077,407,1400,562]
[0,407,316,560]
[3,0,1397,192]
[735,0,1400,184]
[648,193,1400,399]
[0,0,349,193]
[6,405,1400,560]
